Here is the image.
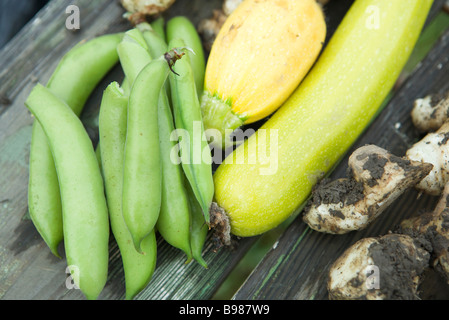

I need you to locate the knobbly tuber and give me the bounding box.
[198,0,242,51]
[406,121,449,196]
[304,115,449,233]
[329,179,449,300]
[303,145,433,234]
[411,91,449,133]
[121,0,176,24]
[325,95,449,300]
[327,233,431,300]
[398,181,449,284]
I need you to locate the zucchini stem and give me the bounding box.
[200,91,247,149]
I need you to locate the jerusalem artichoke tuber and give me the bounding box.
[327,233,431,300]
[406,121,449,196]
[399,181,449,284]
[303,145,433,234]
[411,91,449,133]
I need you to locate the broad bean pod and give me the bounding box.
[138,22,193,261]
[150,16,166,42]
[28,33,121,257]
[99,82,157,300]
[116,28,152,87]
[186,180,209,268]
[122,50,184,252]
[168,38,214,225]
[157,92,193,262]
[166,16,206,97]
[26,84,110,300]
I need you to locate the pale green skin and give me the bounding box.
[186,179,209,269]
[99,82,157,300]
[117,28,152,86]
[138,23,193,261]
[26,84,110,300]
[157,91,193,262]
[117,28,160,252]
[166,16,206,98]
[141,23,209,267]
[168,38,215,225]
[150,16,166,42]
[164,29,209,267]
[28,33,121,257]
[122,57,170,252]
[214,0,434,237]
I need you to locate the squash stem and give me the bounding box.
[200,91,246,149]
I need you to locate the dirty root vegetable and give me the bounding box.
[28,33,121,257]
[329,177,449,300]
[303,145,433,234]
[120,0,175,20]
[201,0,326,148]
[213,0,433,238]
[411,90,449,133]
[26,84,110,300]
[399,181,449,284]
[327,233,430,300]
[406,121,449,196]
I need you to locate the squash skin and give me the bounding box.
[213,0,434,237]
[201,0,327,148]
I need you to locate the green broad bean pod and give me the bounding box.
[150,16,166,42]
[166,16,206,97]
[117,28,152,86]
[28,33,121,257]
[121,76,131,96]
[168,38,214,225]
[138,22,193,261]
[25,84,110,300]
[122,53,182,253]
[157,92,193,262]
[95,143,102,171]
[186,179,209,268]
[116,27,154,252]
[99,82,156,300]
[138,22,172,100]
[137,22,167,63]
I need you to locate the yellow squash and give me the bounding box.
[213,0,433,237]
[201,0,326,148]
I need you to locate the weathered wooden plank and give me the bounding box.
[233,24,449,301]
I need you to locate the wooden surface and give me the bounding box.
[0,0,448,300]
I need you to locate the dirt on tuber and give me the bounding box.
[303,145,433,234]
